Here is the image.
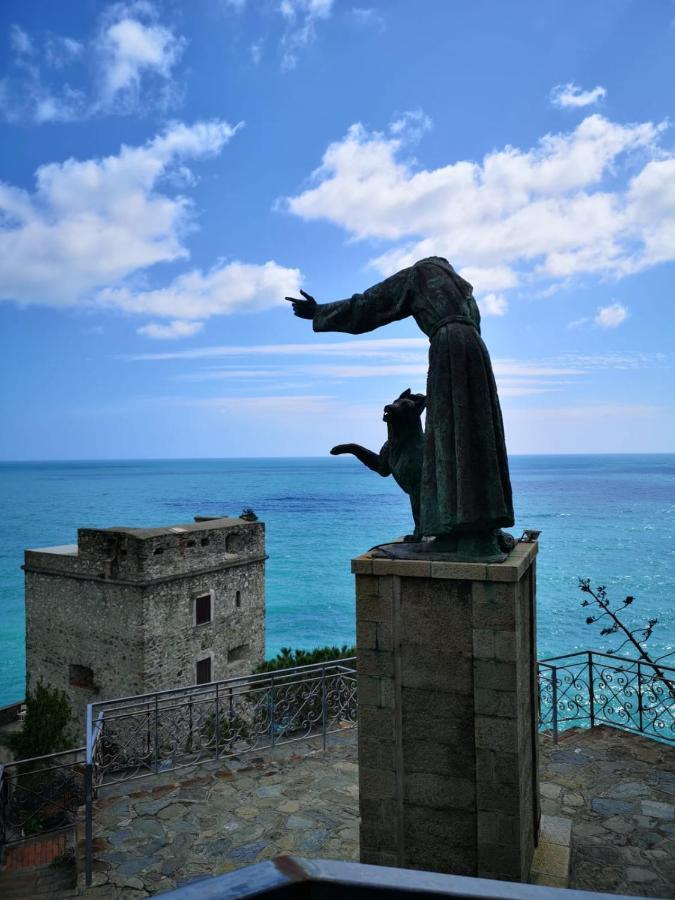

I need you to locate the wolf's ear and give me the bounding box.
[413,393,426,413]
[398,388,412,399]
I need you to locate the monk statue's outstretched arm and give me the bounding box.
[330,442,392,477]
[285,267,415,335]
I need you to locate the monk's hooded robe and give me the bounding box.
[313,257,514,536]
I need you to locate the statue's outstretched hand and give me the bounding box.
[330,444,354,455]
[285,289,317,320]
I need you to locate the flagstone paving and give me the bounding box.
[86,732,359,898]
[81,725,675,898]
[539,726,675,898]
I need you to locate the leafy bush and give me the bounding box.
[256,645,355,673]
[4,679,77,759]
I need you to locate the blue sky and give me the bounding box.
[1,0,674,459]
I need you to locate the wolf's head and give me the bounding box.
[383,388,426,427]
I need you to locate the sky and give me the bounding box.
[1,0,674,460]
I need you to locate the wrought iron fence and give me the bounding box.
[87,658,357,788]
[538,650,675,745]
[84,658,357,884]
[0,746,85,846]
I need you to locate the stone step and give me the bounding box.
[0,862,78,899]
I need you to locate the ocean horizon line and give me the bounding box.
[2,451,675,465]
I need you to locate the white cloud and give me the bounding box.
[10,25,34,55]
[96,6,186,111]
[46,35,84,68]
[0,120,238,306]
[351,8,385,30]
[101,260,302,319]
[478,292,508,316]
[285,113,674,293]
[595,302,628,328]
[550,82,607,109]
[2,3,185,123]
[279,0,334,69]
[137,319,204,339]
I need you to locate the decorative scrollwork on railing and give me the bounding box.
[538,651,675,744]
[88,659,359,787]
[0,751,85,845]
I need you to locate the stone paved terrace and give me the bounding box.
[78,725,675,899]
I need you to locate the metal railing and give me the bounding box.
[84,658,357,884]
[538,650,675,745]
[0,746,85,847]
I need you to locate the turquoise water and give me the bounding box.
[1,455,674,706]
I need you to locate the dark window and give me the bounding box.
[196,657,212,684]
[69,664,94,689]
[195,593,212,626]
[200,537,210,547]
[235,590,241,609]
[153,547,164,555]
[228,644,249,663]
[186,539,196,548]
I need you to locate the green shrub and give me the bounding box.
[4,679,77,760]
[256,645,355,673]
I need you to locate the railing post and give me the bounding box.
[322,665,328,751]
[588,651,595,729]
[269,675,276,748]
[551,665,559,744]
[637,660,644,734]
[188,694,193,754]
[214,684,220,760]
[154,695,160,772]
[84,704,93,888]
[0,764,6,850]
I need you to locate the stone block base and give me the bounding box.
[354,540,539,882]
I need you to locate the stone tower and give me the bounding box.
[24,516,266,731]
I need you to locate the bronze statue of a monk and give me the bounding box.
[287,256,514,561]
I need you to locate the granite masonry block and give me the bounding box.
[431,561,486,581]
[472,628,496,659]
[351,556,373,575]
[401,686,475,722]
[494,631,518,662]
[403,841,476,877]
[477,780,520,813]
[357,649,394,678]
[401,712,471,749]
[360,820,397,850]
[358,739,396,772]
[357,675,382,707]
[473,659,518,692]
[360,849,399,868]
[355,574,379,598]
[401,647,473,694]
[404,773,475,811]
[359,797,397,825]
[403,805,476,848]
[358,706,396,743]
[360,765,397,801]
[376,622,393,652]
[475,715,518,753]
[401,739,476,777]
[474,687,517,718]
[471,582,517,629]
[356,620,377,650]
[477,844,525,882]
[400,581,472,650]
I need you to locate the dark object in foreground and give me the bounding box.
[331,388,425,540]
[288,258,515,562]
[155,855,643,899]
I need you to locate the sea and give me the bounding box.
[1,455,674,707]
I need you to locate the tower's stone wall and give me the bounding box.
[24,517,266,733]
[24,572,145,731]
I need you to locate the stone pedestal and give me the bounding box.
[353,540,539,882]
